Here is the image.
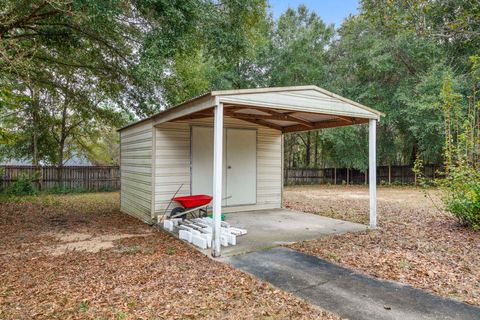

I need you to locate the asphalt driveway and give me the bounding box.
[224,247,480,320]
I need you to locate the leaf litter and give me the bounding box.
[0,192,340,319]
[284,185,480,306]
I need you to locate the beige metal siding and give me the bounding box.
[120,120,153,222]
[154,121,191,216]
[154,117,282,218]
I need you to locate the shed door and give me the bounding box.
[191,127,226,204]
[191,126,256,206]
[225,128,256,206]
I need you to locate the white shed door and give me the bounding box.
[191,126,256,206]
[225,128,256,206]
[191,127,225,203]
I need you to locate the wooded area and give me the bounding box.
[1,0,479,171]
[0,166,120,192]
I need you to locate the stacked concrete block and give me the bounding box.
[163,216,247,250]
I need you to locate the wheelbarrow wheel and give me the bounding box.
[170,207,186,219]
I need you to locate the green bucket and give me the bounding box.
[207,213,225,221]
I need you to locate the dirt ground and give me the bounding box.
[284,185,480,306]
[0,193,338,320]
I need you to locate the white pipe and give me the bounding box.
[369,119,377,229]
[212,103,224,257]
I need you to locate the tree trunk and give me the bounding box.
[56,102,69,188]
[57,103,68,167]
[30,89,39,166]
[314,131,319,167]
[410,143,418,164]
[305,132,311,167]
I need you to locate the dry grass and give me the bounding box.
[285,185,480,306]
[0,192,338,320]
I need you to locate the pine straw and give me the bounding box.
[285,185,480,306]
[0,193,338,320]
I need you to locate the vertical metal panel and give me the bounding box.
[120,119,153,223]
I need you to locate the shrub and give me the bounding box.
[435,69,480,231]
[5,173,36,196]
[441,165,480,230]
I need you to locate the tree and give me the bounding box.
[0,0,210,164]
[266,5,334,168]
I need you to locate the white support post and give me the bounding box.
[212,102,224,257]
[369,119,377,229]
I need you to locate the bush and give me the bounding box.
[5,174,36,196]
[441,166,480,230]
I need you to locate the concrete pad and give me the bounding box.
[225,247,480,320]
[204,208,366,256]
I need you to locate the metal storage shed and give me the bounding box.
[118,85,384,257]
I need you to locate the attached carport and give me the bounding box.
[147,86,383,257]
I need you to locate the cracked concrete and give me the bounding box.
[224,247,480,320]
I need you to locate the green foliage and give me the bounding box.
[266,5,334,86]
[0,0,208,164]
[4,174,36,196]
[115,311,129,320]
[436,64,480,230]
[78,300,90,312]
[441,165,480,230]
[2,0,480,176]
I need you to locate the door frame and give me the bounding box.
[189,124,258,207]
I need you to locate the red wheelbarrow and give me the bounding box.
[170,194,212,219]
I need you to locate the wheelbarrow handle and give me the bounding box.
[159,184,184,223]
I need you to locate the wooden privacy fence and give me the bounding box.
[284,164,442,185]
[0,166,120,192]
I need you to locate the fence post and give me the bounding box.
[388,164,391,185]
[38,166,43,191]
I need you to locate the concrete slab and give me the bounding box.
[225,247,480,320]
[204,208,366,256]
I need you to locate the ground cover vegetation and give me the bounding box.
[284,185,480,306]
[0,192,339,319]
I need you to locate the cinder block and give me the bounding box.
[220,234,229,247]
[163,220,174,232]
[192,234,207,249]
[203,233,212,247]
[179,230,192,243]
[197,233,212,248]
[171,218,183,226]
[227,233,236,245]
[230,227,247,236]
[202,226,212,234]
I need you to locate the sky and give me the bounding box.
[269,0,360,27]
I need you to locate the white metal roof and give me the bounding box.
[119,86,383,132]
